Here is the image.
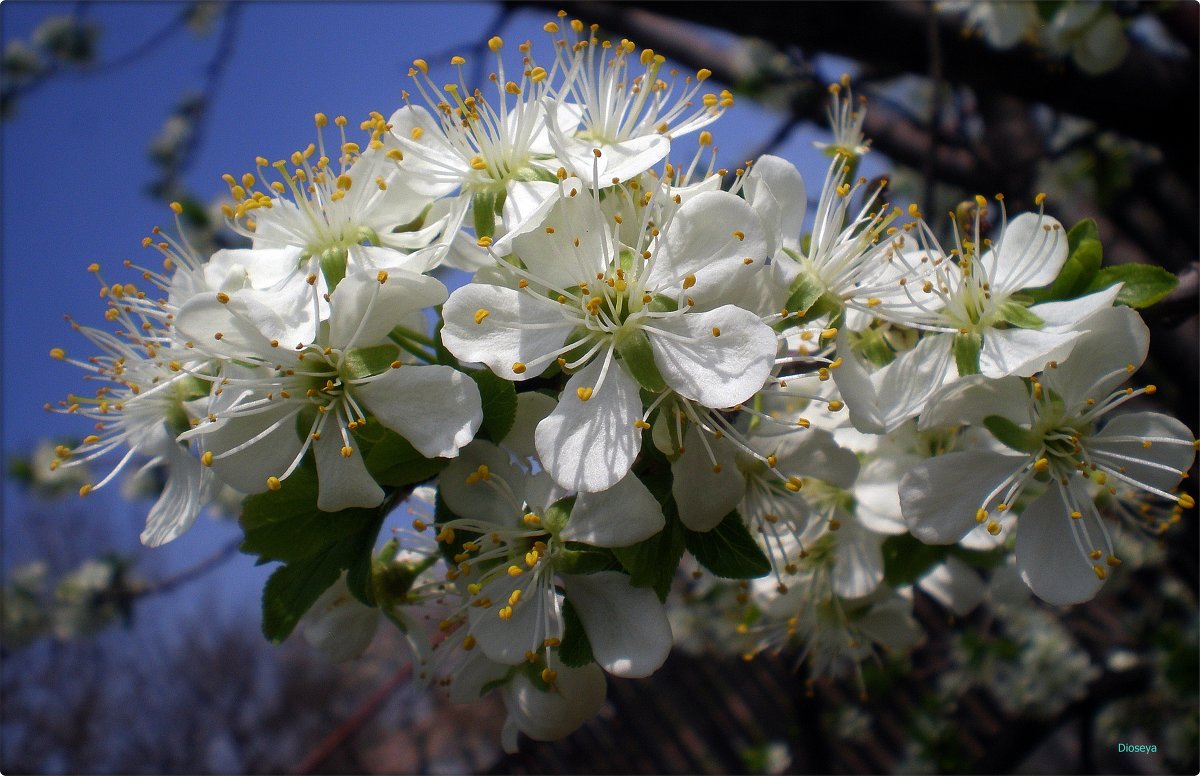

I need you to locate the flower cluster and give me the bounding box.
[50,14,1195,750]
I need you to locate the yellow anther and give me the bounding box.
[1092,565,1107,580]
[1034,192,1047,206]
[986,521,1001,535]
[462,634,477,651]
[470,155,488,170]
[412,518,428,532]
[314,112,328,127]
[699,131,713,146]
[525,550,540,568]
[975,508,988,523]
[683,274,697,289]
[541,667,558,684]
[544,21,559,32]
[1070,510,1082,519]
[827,401,845,412]
[1033,458,1049,473]
[820,327,838,339]
[711,327,721,337]
[474,309,490,325]
[508,589,522,606]
[766,455,778,468]
[266,476,282,491]
[507,564,523,577]
[523,513,541,527]
[49,348,66,360]
[450,55,466,65]
[488,36,503,51]
[1179,493,1195,509]
[697,68,712,81]
[200,451,214,467]
[1106,555,1121,567]
[78,484,93,497]
[867,297,882,308]
[169,201,183,215]
[498,606,513,621]
[784,476,803,492]
[511,362,527,375]
[634,419,651,430]
[340,446,353,458]
[576,387,594,402]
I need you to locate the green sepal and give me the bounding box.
[853,327,896,367]
[646,294,678,314]
[472,191,498,238]
[953,332,982,376]
[469,369,518,444]
[341,344,401,379]
[363,429,448,487]
[881,533,949,588]
[611,503,685,601]
[615,329,667,393]
[1082,264,1178,309]
[542,496,574,535]
[480,665,521,697]
[995,301,1044,330]
[683,511,771,579]
[784,271,826,317]
[558,598,596,668]
[983,414,1042,454]
[555,546,620,576]
[318,245,348,290]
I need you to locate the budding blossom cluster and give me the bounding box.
[49,14,1195,750]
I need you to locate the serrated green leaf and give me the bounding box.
[341,344,401,379]
[261,545,344,643]
[953,332,982,376]
[683,511,771,579]
[557,598,595,668]
[363,430,448,487]
[470,369,518,444]
[881,533,949,588]
[611,503,684,601]
[1083,264,1178,309]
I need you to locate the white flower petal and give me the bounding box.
[301,576,380,662]
[1040,305,1149,413]
[989,212,1068,292]
[441,283,576,380]
[439,441,526,526]
[649,191,768,309]
[1032,284,1122,330]
[900,450,1027,543]
[536,355,642,492]
[355,364,482,459]
[328,269,447,348]
[561,571,672,678]
[1090,412,1196,493]
[835,331,953,434]
[918,556,986,616]
[1016,487,1105,605]
[742,154,806,256]
[979,326,1083,378]
[469,572,555,665]
[830,515,884,599]
[502,659,606,743]
[562,473,665,547]
[918,374,1030,431]
[645,306,775,408]
[314,425,384,512]
[511,182,608,289]
[506,392,557,461]
[140,442,207,547]
[671,429,744,532]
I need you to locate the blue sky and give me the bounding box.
[1,1,879,604]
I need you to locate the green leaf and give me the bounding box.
[1082,264,1178,309]
[953,332,982,376]
[996,301,1044,330]
[364,430,448,487]
[261,550,344,643]
[983,414,1042,454]
[611,503,685,600]
[341,344,401,379]
[557,598,596,668]
[470,369,518,444]
[683,511,771,579]
[881,533,949,588]
[615,329,667,392]
[555,546,619,575]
